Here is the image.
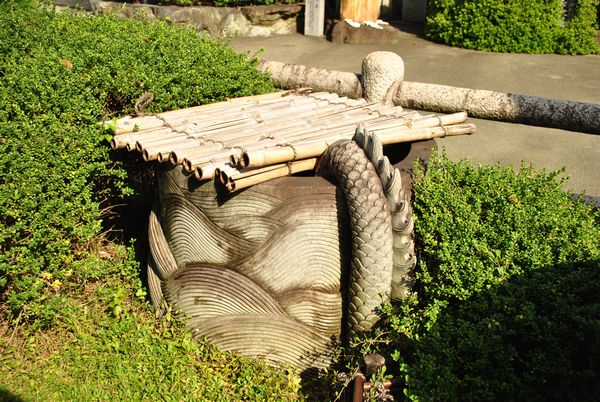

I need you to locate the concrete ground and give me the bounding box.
[230,28,600,202]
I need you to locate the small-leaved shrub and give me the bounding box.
[426,0,600,54]
[375,151,600,401]
[401,261,600,401]
[0,0,273,326]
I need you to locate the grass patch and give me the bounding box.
[1,244,302,401]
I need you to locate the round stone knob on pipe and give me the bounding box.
[361,51,405,104]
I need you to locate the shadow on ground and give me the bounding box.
[0,388,26,402]
[387,20,426,38]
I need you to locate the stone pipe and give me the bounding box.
[393,81,600,135]
[259,60,362,99]
[259,55,600,134]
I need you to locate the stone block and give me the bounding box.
[304,0,325,37]
[222,12,252,37]
[330,20,403,44]
[56,0,94,11]
[240,4,302,26]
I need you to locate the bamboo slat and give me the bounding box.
[111,127,172,150]
[242,123,476,169]
[219,162,283,186]
[226,158,319,192]
[110,91,475,188]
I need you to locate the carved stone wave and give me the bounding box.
[148,131,416,371]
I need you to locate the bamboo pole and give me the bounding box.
[113,90,313,135]
[121,105,417,159]
[115,117,163,135]
[183,147,248,173]
[150,104,441,171]
[129,133,189,152]
[215,165,241,185]
[194,158,231,181]
[231,116,392,167]
[169,143,225,165]
[236,111,425,167]
[111,127,172,149]
[177,104,378,166]
[243,142,332,169]
[219,162,284,185]
[157,96,333,129]
[135,134,189,153]
[230,125,351,167]
[409,112,467,129]
[242,123,475,169]
[226,158,319,192]
[180,103,338,140]
[114,96,376,155]
[161,99,343,141]
[183,150,234,173]
[142,140,199,162]
[375,123,476,143]
[188,106,359,148]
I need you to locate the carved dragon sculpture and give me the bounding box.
[146,126,416,371]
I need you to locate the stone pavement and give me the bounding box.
[230,29,600,202]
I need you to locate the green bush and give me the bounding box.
[412,153,600,308]
[0,1,273,326]
[377,152,600,400]
[403,262,600,401]
[425,0,600,54]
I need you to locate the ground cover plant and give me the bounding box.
[426,0,600,54]
[0,0,273,327]
[0,1,306,400]
[1,245,301,401]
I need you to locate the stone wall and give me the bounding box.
[55,0,303,37]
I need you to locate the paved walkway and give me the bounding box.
[231,29,600,201]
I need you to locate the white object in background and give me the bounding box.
[304,0,326,37]
[363,20,384,29]
[345,18,361,28]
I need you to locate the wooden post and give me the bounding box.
[340,0,382,22]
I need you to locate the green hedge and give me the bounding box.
[425,0,600,54]
[378,152,600,401]
[0,1,273,326]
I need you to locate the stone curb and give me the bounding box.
[55,0,303,37]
